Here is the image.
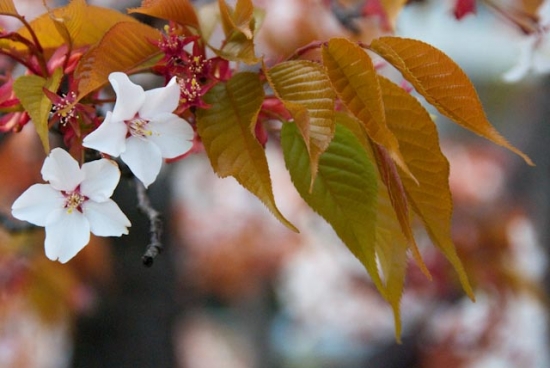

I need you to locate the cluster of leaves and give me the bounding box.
[0,0,533,338]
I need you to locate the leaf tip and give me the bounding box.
[410,246,432,281]
[277,213,300,233]
[498,135,534,167]
[391,151,419,186]
[457,266,476,302]
[521,152,535,167]
[391,303,403,344]
[308,164,318,194]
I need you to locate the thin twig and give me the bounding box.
[287,40,326,60]
[135,177,164,267]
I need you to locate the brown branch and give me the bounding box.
[134,177,164,267]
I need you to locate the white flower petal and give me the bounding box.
[82,113,128,157]
[503,37,536,83]
[80,158,121,202]
[148,114,194,159]
[83,200,131,237]
[11,184,65,226]
[538,0,550,24]
[139,77,180,119]
[120,136,163,188]
[41,148,84,191]
[533,38,550,74]
[109,72,145,122]
[44,208,90,263]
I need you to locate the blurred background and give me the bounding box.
[1,0,549,367]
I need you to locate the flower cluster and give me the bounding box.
[12,148,130,263]
[155,26,231,110]
[2,5,213,264]
[2,0,378,267]
[12,72,198,263]
[11,71,195,263]
[82,72,194,188]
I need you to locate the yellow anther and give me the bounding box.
[65,191,85,213]
[128,118,152,138]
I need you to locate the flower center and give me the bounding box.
[126,117,152,139]
[180,76,201,104]
[63,190,86,214]
[52,91,77,126]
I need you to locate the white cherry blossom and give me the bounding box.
[11,148,131,263]
[82,72,194,188]
[503,1,550,82]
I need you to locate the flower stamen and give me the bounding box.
[52,91,77,126]
[64,190,86,213]
[127,117,153,138]
[180,76,201,104]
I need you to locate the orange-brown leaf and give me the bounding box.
[266,60,335,185]
[12,0,139,58]
[196,72,297,232]
[370,36,533,166]
[214,0,259,64]
[374,172,408,342]
[0,0,18,15]
[378,75,474,299]
[48,0,80,47]
[322,37,415,181]
[129,0,200,31]
[381,0,407,29]
[219,0,254,39]
[214,34,259,64]
[372,143,431,279]
[75,22,161,99]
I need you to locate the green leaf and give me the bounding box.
[266,60,335,185]
[322,37,415,181]
[13,68,63,153]
[75,22,161,100]
[378,75,474,300]
[370,36,533,166]
[333,111,409,340]
[196,72,297,232]
[328,113,419,340]
[282,121,384,295]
